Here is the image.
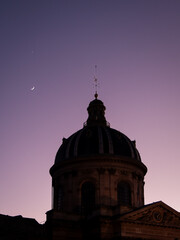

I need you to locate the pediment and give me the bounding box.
[120,201,180,228]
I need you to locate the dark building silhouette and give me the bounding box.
[46,95,180,239]
[1,95,180,239]
[0,214,45,240]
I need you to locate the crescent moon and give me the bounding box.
[31,86,35,91]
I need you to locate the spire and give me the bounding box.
[94,65,99,100]
[84,66,110,127]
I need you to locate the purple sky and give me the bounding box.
[1,0,180,223]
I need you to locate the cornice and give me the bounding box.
[50,155,147,176]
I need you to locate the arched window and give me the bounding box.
[57,186,63,211]
[117,182,131,205]
[81,181,95,216]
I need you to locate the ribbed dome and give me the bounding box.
[55,126,141,164]
[54,96,141,164]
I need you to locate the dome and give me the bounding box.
[54,95,141,164]
[55,126,141,164]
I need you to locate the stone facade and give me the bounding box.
[50,155,146,214]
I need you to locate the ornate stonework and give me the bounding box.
[121,201,180,228]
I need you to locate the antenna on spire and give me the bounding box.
[94,65,99,99]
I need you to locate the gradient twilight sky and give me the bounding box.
[1,0,180,223]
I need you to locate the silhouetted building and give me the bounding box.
[46,95,180,239]
[0,214,45,240]
[1,95,180,239]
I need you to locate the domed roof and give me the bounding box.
[54,95,141,164]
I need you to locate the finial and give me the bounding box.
[94,92,98,99]
[94,65,99,99]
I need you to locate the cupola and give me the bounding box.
[54,94,142,164]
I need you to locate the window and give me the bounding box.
[81,182,95,215]
[57,186,63,211]
[117,182,131,205]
